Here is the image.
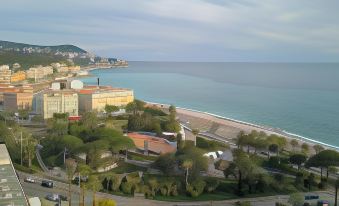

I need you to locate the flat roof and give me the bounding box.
[0,144,28,206]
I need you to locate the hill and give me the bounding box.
[0,40,115,69]
[0,40,87,53]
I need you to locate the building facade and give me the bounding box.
[10,71,26,83]
[78,86,134,112]
[0,65,12,84]
[26,66,53,80]
[3,92,33,111]
[38,90,78,119]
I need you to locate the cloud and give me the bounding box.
[0,0,339,61]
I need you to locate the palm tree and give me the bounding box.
[182,159,193,187]
[24,135,37,168]
[65,159,77,206]
[87,175,102,206]
[77,164,92,206]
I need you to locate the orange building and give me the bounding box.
[10,71,26,83]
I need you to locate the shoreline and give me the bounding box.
[148,101,339,151]
[81,67,339,151]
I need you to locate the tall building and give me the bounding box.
[36,90,78,119]
[0,65,12,84]
[0,144,29,206]
[78,85,134,113]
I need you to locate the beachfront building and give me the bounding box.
[36,90,78,119]
[0,144,29,206]
[10,71,26,83]
[0,65,12,84]
[78,85,134,113]
[26,66,53,80]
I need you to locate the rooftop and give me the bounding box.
[128,132,176,154]
[0,144,28,206]
[79,85,133,94]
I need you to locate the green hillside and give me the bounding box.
[0,40,87,53]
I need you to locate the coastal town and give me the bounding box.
[0,58,338,206]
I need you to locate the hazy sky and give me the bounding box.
[1,0,339,62]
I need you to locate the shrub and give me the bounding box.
[186,179,206,197]
[204,178,220,193]
[121,182,134,195]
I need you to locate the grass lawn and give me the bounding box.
[105,119,128,131]
[127,152,157,161]
[108,161,147,174]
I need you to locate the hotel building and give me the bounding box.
[78,85,134,113]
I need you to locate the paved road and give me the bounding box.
[18,171,309,206]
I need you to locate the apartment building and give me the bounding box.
[36,90,78,119]
[26,66,53,80]
[10,71,26,83]
[0,65,12,84]
[78,85,134,112]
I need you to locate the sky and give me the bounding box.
[1,0,339,62]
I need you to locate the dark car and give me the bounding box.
[58,194,68,201]
[41,180,54,188]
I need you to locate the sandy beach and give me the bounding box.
[148,102,339,152]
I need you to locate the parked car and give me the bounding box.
[24,177,35,183]
[45,194,59,202]
[41,180,54,188]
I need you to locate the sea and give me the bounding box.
[80,62,339,148]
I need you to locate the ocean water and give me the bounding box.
[80,62,339,148]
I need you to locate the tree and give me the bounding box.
[98,199,116,206]
[290,139,299,151]
[81,111,98,130]
[23,134,37,168]
[77,164,92,206]
[235,131,246,149]
[87,175,102,206]
[105,105,119,114]
[233,149,262,194]
[288,193,304,206]
[182,159,193,187]
[335,178,339,206]
[47,113,69,136]
[289,154,307,171]
[301,143,309,154]
[153,153,176,175]
[313,144,324,154]
[306,150,339,181]
[65,159,77,206]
